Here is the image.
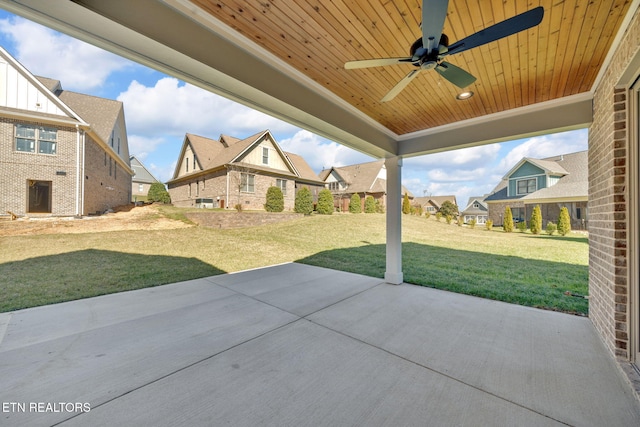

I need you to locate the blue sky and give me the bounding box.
[0,11,589,207]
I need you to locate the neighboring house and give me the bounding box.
[130,155,161,203]
[484,151,588,229]
[166,130,324,210]
[412,195,458,215]
[460,196,489,224]
[0,46,132,217]
[318,159,413,212]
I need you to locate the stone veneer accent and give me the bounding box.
[589,6,640,359]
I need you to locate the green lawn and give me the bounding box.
[0,211,589,314]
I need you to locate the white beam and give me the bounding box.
[385,156,403,285]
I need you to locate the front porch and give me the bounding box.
[2,263,639,426]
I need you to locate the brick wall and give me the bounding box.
[0,117,79,216]
[589,6,640,359]
[168,169,227,208]
[83,135,132,215]
[486,201,525,226]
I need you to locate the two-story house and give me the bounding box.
[319,159,413,212]
[166,130,324,210]
[130,155,161,203]
[0,46,132,217]
[484,151,588,229]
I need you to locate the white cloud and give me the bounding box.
[128,135,166,160]
[148,161,177,184]
[118,78,298,139]
[497,130,588,172]
[279,130,373,173]
[0,16,132,91]
[404,144,501,169]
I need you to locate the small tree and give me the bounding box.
[264,186,284,212]
[364,195,376,213]
[147,182,170,203]
[439,200,459,218]
[294,187,313,215]
[546,221,557,235]
[424,210,431,219]
[557,206,571,236]
[485,219,493,231]
[503,206,514,232]
[375,199,385,213]
[469,218,477,229]
[402,193,411,214]
[349,193,362,213]
[435,212,442,221]
[517,220,527,233]
[457,216,463,227]
[530,205,542,235]
[316,189,334,215]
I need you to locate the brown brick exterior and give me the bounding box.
[589,6,640,359]
[0,117,131,217]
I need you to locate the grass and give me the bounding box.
[0,210,589,314]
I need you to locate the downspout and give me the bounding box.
[225,166,230,209]
[81,129,86,215]
[75,124,80,216]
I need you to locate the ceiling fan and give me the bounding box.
[345,0,544,102]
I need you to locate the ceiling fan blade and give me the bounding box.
[421,0,449,56]
[446,6,544,56]
[435,62,476,88]
[381,69,421,102]
[345,57,413,69]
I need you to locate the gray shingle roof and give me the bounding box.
[130,156,160,184]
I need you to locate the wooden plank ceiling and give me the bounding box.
[190,0,630,135]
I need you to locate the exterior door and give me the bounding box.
[27,180,52,213]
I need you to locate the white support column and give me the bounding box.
[385,156,403,284]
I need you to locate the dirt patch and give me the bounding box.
[0,204,192,237]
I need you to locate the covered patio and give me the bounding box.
[2,0,640,418]
[1,263,640,426]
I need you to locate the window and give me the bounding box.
[109,158,112,176]
[139,184,144,192]
[262,147,269,165]
[15,125,57,155]
[276,179,287,195]
[241,173,255,192]
[511,207,525,223]
[473,203,479,208]
[186,157,189,173]
[193,156,197,170]
[117,137,120,154]
[516,178,536,195]
[328,181,340,191]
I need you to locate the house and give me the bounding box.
[318,159,413,212]
[166,130,324,210]
[460,196,489,224]
[130,155,161,203]
[484,151,587,229]
[0,46,132,217]
[412,196,458,216]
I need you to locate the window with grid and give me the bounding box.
[262,147,269,165]
[276,178,287,195]
[241,173,255,192]
[516,178,536,195]
[15,124,57,155]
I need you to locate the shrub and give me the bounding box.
[264,186,284,212]
[316,189,334,215]
[234,203,243,212]
[485,219,493,231]
[414,205,423,216]
[402,193,411,214]
[375,200,383,213]
[457,216,463,227]
[435,212,442,222]
[147,182,170,204]
[349,193,362,213]
[503,206,514,232]
[546,221,557,235]
[469,218,476,229]
[424,210,431,219]
[530,205,542,235]
[364,196,376,213]
[557,206,571,236]
[517,220,527,233]
[445,215,453,225]
[439,200,459,218]
[294,187,313,215]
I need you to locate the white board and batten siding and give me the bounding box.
[0,57,68,117]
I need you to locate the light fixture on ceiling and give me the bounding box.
[456,91,474,100]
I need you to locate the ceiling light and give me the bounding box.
[456,91,474,100]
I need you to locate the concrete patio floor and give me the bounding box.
[1,263,640,426]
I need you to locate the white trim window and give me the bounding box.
[241,173,255,193]
[276,178,287,195]
[15,124,57,155]
[262,147,269,165]
[516,178,536,195]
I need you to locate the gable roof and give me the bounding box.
[320,159,413,197]
[486,151,587,203]
[461,196,489,214]
[413,196,458,209]
[169,129,322,184]
[503,157,569,179]
[130,156,160,184]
